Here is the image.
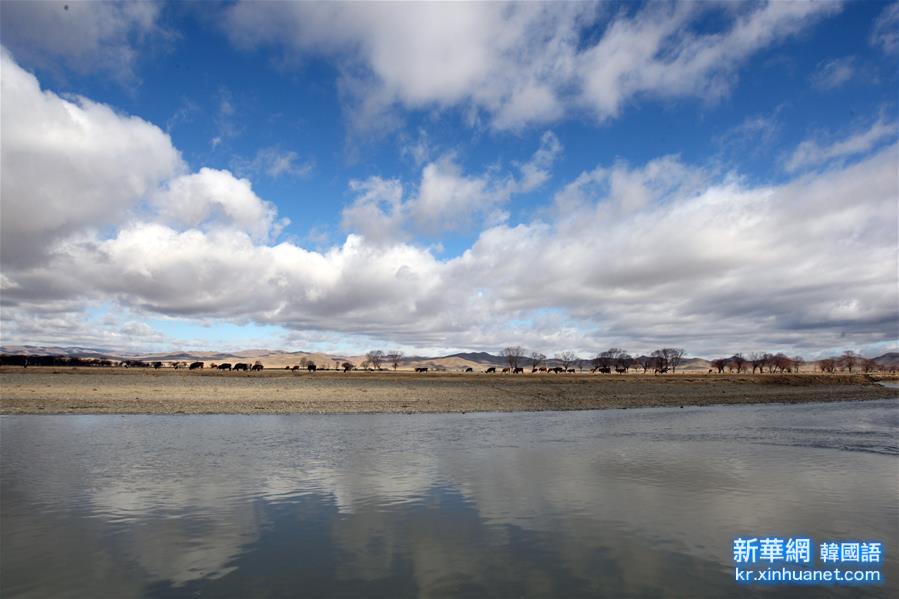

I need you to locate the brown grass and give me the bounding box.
[1,367,895,414]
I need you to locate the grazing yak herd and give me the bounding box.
[1,355,670,374]
[4,351,888,374]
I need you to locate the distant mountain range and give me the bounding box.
[1,345,896,371]
[874,352,899,369]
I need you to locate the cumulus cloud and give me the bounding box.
[151,168,286,242]
[341,177,406,245]
[342,133,562,242]
[785,117,898,172]
[0,49,183,268]
[0,1,162,82]
[1,51,895,357]
[449,146,897,355]
[223,1,840,129]
[0,306,170,352]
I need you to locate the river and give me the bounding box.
[1,399,896,597]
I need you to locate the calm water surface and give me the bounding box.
[2,400,897,598]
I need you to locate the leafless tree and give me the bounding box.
[635,355,652,373]
[650,349,672,371]
[819,358,836,373]
[366,350,385,370]
[729,353,747,373]
[530,352,546,369]
[750,352,765,374]
[667,348,685,372]
[386,350,404,371]
[613,350,633,372]
[556,351,578,370]
[840,350,859,373]
[502,346,526,370]
[861,358,878,373]
[594,350,614,370]
[341,361,354,372]
[792,356,804,373]
[711,358,728,373]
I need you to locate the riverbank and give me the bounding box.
[1,368,895,414]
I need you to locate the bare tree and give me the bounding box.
[341,361,354,372]
[750,352,765,374]
[770,353,792,373]
[366,350,385,370]
[635,355,652,373]
[594,350,614,370]
[594,349,631,371]
[861,358,878,373]
[650,349,668,371]
[667,348,685,373]
[556,351,578,370]
[819,358,836,373]
[530,352,546,369]
[729,353,747,373]
[791,356,804,373]
[840,350,859,373]
[613,350,633,372]
[501,346,526,370]
[386,350,404,371]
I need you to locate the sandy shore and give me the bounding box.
[0,367,896,414]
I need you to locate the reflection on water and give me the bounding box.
[1,400,897,598]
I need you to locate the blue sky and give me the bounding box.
[0,1,897,358]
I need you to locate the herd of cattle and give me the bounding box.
[181,363,626,374]
[0,355,668,373]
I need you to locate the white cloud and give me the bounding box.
[400,128,433,167]
[870,2,899,54]
[809,56,856,89]
[232,146,314,179]
[0,1,162,82]
[223,1,840,129]
[151,168,286,243]
[515,131,562,192]
[449,146,897,355]
[786,117,898,172]
[553,155,708,217]
[1,51,895,357]
[0,306,170,352]
[577,1,842,120]
[0,49,183,267]
[342,133,562,242]
[7,143,895,356]
[341,177,406,244]
[409,156,497,234]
